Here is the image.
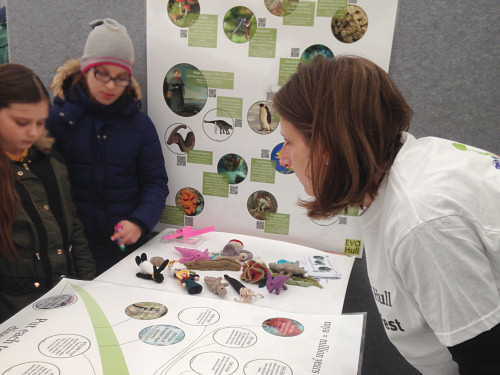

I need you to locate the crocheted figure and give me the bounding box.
[204,276,229,297]
[135,253,169,283]
[223,274,263,304]
[167,260,202,294]
[220,240,253,262]
[184,258,241,271]
[174,246,211,263]
[265,271,290,295]
[268,260,306,276]
[240,260,269,283]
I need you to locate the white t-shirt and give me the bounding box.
[360,133,500,375]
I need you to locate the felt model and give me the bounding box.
[223,274,263,304]
[184,258,241,271]
[167,260,202,294]
[204,276,229,297]
[268,260,306,276]
[174,246,211,263]
[240,260,269,283]
[135,253,169,283]
[265,271,290,295]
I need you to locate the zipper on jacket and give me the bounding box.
[22,162,30,171]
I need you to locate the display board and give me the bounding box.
[0,278,365,375]
[147,0,399,256]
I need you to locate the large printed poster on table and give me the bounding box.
[147,0,399,255]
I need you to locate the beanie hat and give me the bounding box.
[80,18,134,75]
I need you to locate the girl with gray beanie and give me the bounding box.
[46,19,169,274]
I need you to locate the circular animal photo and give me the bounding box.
[247,190,278,221]
[167,0,201,28]
[217,153,248,184]
[300,44,334,63]
[125,302,168,320]
[165,123,195,154]
[202,108,234,142]
[163,63,208,117]
[331,5,368,43]
[264,0,300,17]
[175,187,204,216]
[247,101,279,135]
[262,317,304,337]
[223,6,257,43]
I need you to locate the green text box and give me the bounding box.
[265,213,290,235]
[186,69,207,88]
[201,70,234,89]
[283,2,315,26]
[249,28,277,59]
[278,58,300,86]
[160,205,185,225]
[188,14,218,48]
[250,158,276,184]
[217,96,243,118]
[344,238,362,256]
[317,0,347,17]
[203,172,229,197]
[187,150,213,165]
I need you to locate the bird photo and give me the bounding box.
[247,101,279,134]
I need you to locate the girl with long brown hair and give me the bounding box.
[0,63,95,323]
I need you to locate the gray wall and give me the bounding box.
[4,1,499,374]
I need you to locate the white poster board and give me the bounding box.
[147,0,399,256]
[0,278,365,375]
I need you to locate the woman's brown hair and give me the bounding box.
[0,63,50,259]
[273,55,413,219]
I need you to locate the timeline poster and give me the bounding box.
[147,0,399,255]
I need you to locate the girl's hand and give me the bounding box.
[110,220,142,246]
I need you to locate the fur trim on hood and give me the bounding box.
[50,58,141,102]
[34,129,55,155]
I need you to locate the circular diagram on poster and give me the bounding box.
[247,191,278,221]
[217,154,248,184]
[163,63,207,117]
[247,101,279,135]
[178,307,220,326]
[175,187,204,216]
[213,327,257,348]
[139,325,185,346]
[165,123,195,154]
[202,108,234,142]
[312,215,340,226]
[125,302,168,320]
[300,44,334,63]
[223,6,257,43]
[2,362,60,375]
[331,5,368,43]
[264,0,299,17]
[271,143,294,174]
[167,0,200,28]
[190,352,238,375]
[262,317,304,337]
[33,294,77,310]
[39,335,91,358]
[244,359,292,375]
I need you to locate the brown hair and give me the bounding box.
[273,55,413,219]
[0,63,50,259]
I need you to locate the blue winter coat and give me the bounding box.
[46,59,168,272]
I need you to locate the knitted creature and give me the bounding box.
[135,253,169,283]
[184,258,241,271]
[220,240,253,262]
[265,271,290,295]
[204,276,229,297]
[240,260,269,283]
[223,274,263,304]
[268,260,306,276]
[174,246,211,263]
[167,260,202,294]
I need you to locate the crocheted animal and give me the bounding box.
[265,271,290,295]
[184,258,241,271]
[135,253,169,283]
[174,246,211,263]
[268,260,306,276]
[167,260,202,294]
[220,240,253,262]
[223,274,263,303]
[204,276,229,297]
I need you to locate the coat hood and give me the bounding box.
[50,58,142,102]
[34,129,55,155]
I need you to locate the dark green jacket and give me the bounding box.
[0,132,96,323]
